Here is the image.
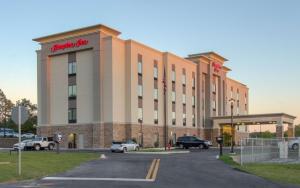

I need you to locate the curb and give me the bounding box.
[127,150,190,154]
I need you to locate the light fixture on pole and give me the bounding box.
[229,98,235,154]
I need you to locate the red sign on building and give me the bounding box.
[50,39,89,52]
[212,62,222,72]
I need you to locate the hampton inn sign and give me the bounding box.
[50,39,89,52]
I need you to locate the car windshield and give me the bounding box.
[33,137,42,141]
[112,141,123,144]
[22,140,31,143]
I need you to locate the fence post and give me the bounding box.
[251,138,254,162]
[240,139,243,166]
[298,138,300,159]
[261,139,264,160]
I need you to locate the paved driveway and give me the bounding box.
[1,149,299,188]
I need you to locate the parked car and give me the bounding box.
[0,130,15,137]
[21,133,35,139]
[288,137,299,150]
[176,136,212,149]
[26,137,55,151]
[110,140,140,153]
[13,139,32,150]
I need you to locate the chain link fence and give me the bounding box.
[240,137,300,165]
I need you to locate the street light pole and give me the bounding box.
[229,98,235,154]
[163,66,167,151]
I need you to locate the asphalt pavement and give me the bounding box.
[1,149,299,188]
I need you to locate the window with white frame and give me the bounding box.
[172,70,176,82]
[212,100,216,110]
[172,112,176,125]
[154,88,158,100]
[182,74,186,85]
[138,85,143,97]
[183,113,186,126]
[182,94,186,104]
[154,110,158,124]
[192,77,195,88]
[194,96,196,106]
[154,66,158,79]
[192,114,195,127]
[138,108,143,122]
[172,91,176,102]
[212,82,216,93]
[138,61,142,74]
[68,62,76,75]
[68,85,77,98]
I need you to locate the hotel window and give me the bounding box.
[154,110,158,124]
[171,65,176,82]
[154,66,158,79]
[192,114,195,127]
[138,108,143,123]
[68,85,77,98]
[183,113,186,126]
[172,112,176,125]
[212,81,216,93]
[237,107,239,115]
[182,94,186,105]
[154,89,158,100]
[68,62,76,75]
[212,100,216,111]
[68,108,77,123]
[182,69,186,85]
[192,96,196,107]
[138,54,143,75]
[192,76,195,88]
[237,89,240,101]
[172,91,176,102]
[138,85,143,98]
[230,87,233,98]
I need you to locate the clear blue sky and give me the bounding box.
[0,0,299,123]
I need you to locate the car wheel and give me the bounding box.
[292,143,299,150]
[179,144,184,149]
[48,144,54,150]
[199,144,204,149]
[135,146,139,151]
[123,147,127,153]
[34,144,41,151]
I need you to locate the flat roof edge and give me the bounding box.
[33,24,121,43]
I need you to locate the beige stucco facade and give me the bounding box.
[34,24,253,148]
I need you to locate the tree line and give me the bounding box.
[0,89,37,133]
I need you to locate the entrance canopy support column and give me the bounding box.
[287,123,295,138]
[276,119,284,138]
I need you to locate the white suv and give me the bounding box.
[110,140,139,153]
[26,137,55,151]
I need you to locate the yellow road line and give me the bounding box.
[151,159,160,180]
[146,159,157,179]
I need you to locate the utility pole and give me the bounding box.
[163,66,167,151]
[229,98,235,154]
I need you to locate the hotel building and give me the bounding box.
[33,24,295,149]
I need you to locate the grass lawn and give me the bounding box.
[220,155,300,185]
[0,151,98,183]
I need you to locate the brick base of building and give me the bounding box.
[37,123,204,148]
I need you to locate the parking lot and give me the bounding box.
[1,148,299,188]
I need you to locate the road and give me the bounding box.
[1,149,299,188]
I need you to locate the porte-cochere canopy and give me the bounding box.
[211,113,296,138]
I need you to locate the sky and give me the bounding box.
[0,0,299,124]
